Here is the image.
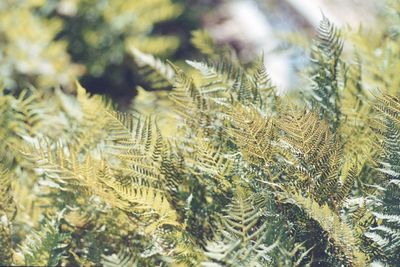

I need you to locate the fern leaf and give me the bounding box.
[186,137,233,191]
[278,107,335,182]
[169,64,211,126]
[202,191,280,267]
[130,47,175,91]
[0,163,14,266]
[224,104,277,174]
[249,55,276,110]
[335,161,359,206]
[102,250,137,267]
[366,93,400,264]
[373,94,400,126]
[310,16,344,129]
[284,191,367,266]
[19,214,70,267]
[315,15,344,58]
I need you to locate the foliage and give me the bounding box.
[40,0,183,95]
[2,1,400,266]
[0,0,190,95]
[0,0,80,91]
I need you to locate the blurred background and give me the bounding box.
[0,0,384,103]
[202,0,382,92]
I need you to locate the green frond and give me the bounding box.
[224,104,277,174]
[186,137,233,191]
[278,108,331,157]
[169,64,211,126]
[250,55,275,97]
[186,58,241,95]
[100,175,179,231]
[232,72,262,107]
[310,16,345,129]
[373,94,400,126]
[284,191,367,266]
[0,162,14,266]
[202,191,280,267]
[102,250,138,267]
[335,161,359,206]
[22,139,179,230]
[368,93,400,264]
[312,141,343,205]
[130,47,175,91]
[366,213,400,258]
[278,107,335,181]
[171,231,205,266]
[19,214,70,267]
[185,54,275,111]
[11,90,47,137]
[315,15,344,58]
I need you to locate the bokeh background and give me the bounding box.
[1,0,384,102]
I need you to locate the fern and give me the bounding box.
[283,191,367,266]
[0,162,14,266]
[0,1,79,90]
[5,6,400,266]
[102,250,138,267]
[224,103,277,175]
[130,47,175,91]
[169,64,211,128]
[19,214,70,267]
[309,15,345,129]
[367,93,400,265]
[202,191,282,267]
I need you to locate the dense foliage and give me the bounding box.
[2,1,400,266]
[0,0,190,97]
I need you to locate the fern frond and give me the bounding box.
[366,214,400,257]
[224,104,277,175]
[232,72,262,107]
[102,250,137,267]
[186,58,241,95]
[284,191,367,266]
[21,140,180,233]
[278,107,335,182]
[169,64,211,127]
[335,161,359,206]
[0,163,14,266]
[130,47,175,91]
[99,174,179,230]
[310,16,345,129]
[77,82,166,163]
[250,55,275,97]
[278,108,331,158]
[202,191,280,267]
[373,93,400,126]
[19,214,70,267]
[366,93,400,264]
[315,15,344,58]
[186,137,233,191]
